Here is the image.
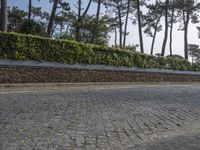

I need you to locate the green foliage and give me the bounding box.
[0,32,199,71]
[114,45,136,52]
[8,6,49,34]
[19,19,47,36]
[192,63,200,71]
[166,54,184,59]
[70,15,110,45]
[7,6,27,32]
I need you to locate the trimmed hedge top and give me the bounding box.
[0,32,199,71]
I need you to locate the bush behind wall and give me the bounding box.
[0,32,199,71]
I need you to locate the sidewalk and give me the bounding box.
[0,82,199,93]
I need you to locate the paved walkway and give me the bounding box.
[0,84,200,149]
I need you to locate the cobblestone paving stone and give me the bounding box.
[0,85,200,150]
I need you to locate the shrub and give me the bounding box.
[19,19,47,37]
[0,32,199,71]
[191,63,200,71]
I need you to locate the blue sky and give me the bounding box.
[8,0,200,57]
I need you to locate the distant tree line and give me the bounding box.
[0,0,200,60]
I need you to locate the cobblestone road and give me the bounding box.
[0,84,200,150]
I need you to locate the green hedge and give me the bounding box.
[0,32,199,71]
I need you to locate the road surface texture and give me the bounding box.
[0,84,200,150]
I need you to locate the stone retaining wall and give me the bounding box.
[0,64,200,83]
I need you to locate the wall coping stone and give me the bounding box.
[0,59,200,76]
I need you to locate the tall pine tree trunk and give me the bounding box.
[151,30,157,55]
[169,0,174,56]
[28,0,32,20]
[75,0,82,41]
[151,15,162,55]
[123,0,130,47]
[184,11,190,60]
[117,5,123,47]
[161,0,169,56]
[91,0,101,43]
[60,23,63,37]
[47,0,59,36]
[0,0,7,32]
[137,0,144,53]
[184,25,189,59]
[115,27,117,47]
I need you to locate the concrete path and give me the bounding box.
[0,84,200,149]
